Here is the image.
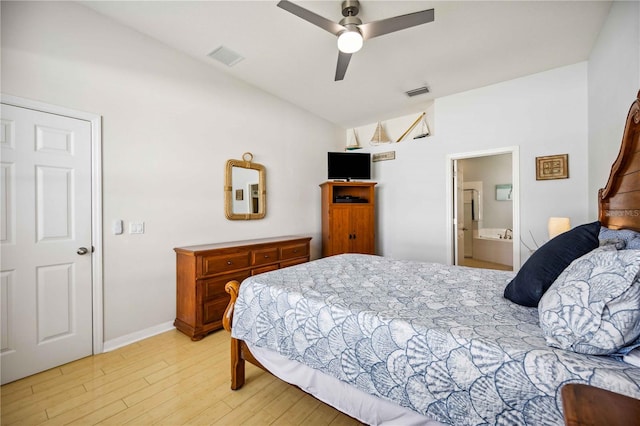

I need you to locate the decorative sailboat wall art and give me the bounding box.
[346,128,361,150]
[413,114,431,139]
[397,112,425,142]
[370,121,391,145]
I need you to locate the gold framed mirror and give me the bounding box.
[225,152,266,220]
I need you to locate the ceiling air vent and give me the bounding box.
[208,46,244,67]
[405,86,430,97]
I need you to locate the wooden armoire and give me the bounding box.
[320,181,376,257]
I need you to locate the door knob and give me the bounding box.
[77,247,89,255]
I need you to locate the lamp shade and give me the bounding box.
[548,217,571,239]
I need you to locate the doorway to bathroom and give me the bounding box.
[447,147,520,271]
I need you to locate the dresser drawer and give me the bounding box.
[201,271,250,301]
[251,264,279,275]
[203,298,230,325]
[280,258,308,269]
[201,252,250,276]
[251,247,279,266]
[280,243,309,260]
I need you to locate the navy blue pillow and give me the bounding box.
[504,221,601,307]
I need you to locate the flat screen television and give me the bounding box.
[327,152,371,181]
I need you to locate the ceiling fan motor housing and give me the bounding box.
[341,0,360,17]
[339,16,362,28]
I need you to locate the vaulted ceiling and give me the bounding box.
[81,1,611,128]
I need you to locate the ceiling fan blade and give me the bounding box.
[277,0,345,36]
[359,8,434,40]
[335,51,352,81]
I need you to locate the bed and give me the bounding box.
[222,91,640,425]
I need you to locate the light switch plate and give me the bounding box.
[113,219,123,235]
[129,221,145,234]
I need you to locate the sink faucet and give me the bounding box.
[503,228,513,239]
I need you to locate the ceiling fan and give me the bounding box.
[277,0,435,81]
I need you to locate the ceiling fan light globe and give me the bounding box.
[337,30,363,53]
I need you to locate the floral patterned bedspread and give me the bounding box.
[231,254,640,425]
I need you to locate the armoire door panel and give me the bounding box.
[351,207,375,254]
[331,207,352,255]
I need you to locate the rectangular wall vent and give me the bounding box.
[208,46,244,67]
[405,86,430,97]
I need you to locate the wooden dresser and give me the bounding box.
[174,236,311,340]
[320,181,376,257]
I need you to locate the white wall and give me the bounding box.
[354,63,589,265]
[1,1,344,343]
[588,1,640,219]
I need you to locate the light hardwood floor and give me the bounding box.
[459,257,512,271]
[1,330,361,425]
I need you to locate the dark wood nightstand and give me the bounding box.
[562,383,640,426]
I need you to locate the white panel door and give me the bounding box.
[0,104,93,384]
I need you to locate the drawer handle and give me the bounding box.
[227,261,233,265]
[293,249,298,253]
[264,255,269,258]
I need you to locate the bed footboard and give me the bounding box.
[223,280,266,390]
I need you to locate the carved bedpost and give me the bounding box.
[597,90,640,231]
[224,280,245,390]
[223,280,239,332]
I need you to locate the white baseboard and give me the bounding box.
[102,321,175,353]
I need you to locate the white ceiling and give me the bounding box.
[81,1,612,128]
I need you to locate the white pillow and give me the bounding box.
[624,347,640,367]
[538,247,640,355]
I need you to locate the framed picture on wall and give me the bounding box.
[536,154,569,180]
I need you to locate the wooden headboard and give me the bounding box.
[598,90,640,232]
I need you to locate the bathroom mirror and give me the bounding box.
[225,152,266,220]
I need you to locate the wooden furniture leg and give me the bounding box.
[223,280,245,390]
[229,336,245,390]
